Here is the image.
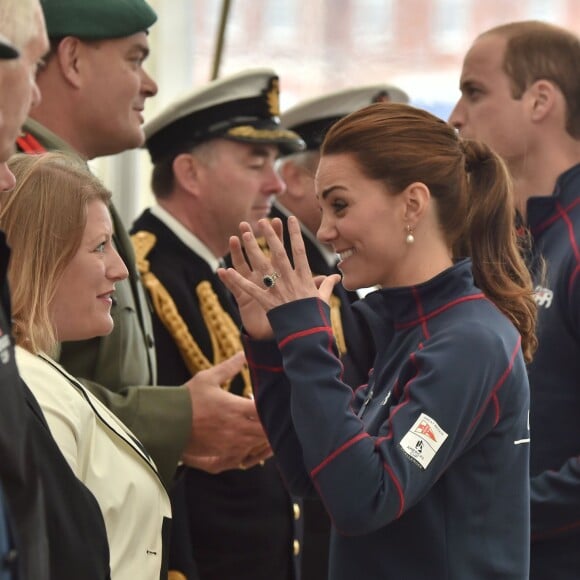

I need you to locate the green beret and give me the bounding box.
[0,33,18,59]
[41,0,157,40]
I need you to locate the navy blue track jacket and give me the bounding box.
[527,164,580,578]
[247,260,530,580]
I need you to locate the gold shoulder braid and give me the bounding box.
[255,235,272,260]
[255,234,347,356]
[328,294,347,356]
[131,231,252,396]
[196,281,252,397]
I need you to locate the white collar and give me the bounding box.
[150,205,222,271]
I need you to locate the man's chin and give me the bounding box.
[249,212,271,232]
[0,162,16,192]
[127,128,146,151]
[0,141,16,165]
[101,131,145,158]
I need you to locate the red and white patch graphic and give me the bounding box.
[415,419,437,442]
[399,413,448,470]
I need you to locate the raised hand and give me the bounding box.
[218,216,340,339]
[217,221,276,339]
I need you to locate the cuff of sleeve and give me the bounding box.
[243,334,283,368]
[267,298,331,343]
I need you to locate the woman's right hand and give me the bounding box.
[217,220,278,340]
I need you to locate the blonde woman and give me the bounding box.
[1,152,171,580]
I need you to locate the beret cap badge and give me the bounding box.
[265,77,280,117]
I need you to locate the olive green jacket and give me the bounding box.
[19,118,192,487]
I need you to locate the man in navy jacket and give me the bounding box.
[450,21,580,579]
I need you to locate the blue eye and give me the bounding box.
[95,242,106,254]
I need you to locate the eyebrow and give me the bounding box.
[249,144,278,159]
[319,184,347,200]
[130,43,150,59]
[459,78,477,92]
[86,231,111,245]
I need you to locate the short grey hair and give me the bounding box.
[0,0,40,52]
[276,150,320,176]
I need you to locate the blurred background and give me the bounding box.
[93,0,580,226]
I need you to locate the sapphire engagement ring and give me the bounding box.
[262,272,280,289]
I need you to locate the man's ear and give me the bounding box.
[528,79,558,123]
[401,181,430,225]
[278,159,306,200]
[172,153,202,197]
[54,36,85,89]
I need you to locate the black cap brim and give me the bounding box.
[0,38,19,60]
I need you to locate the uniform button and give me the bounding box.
[146,334,154,348]
[293,502,301,520]
[293,539,300,556]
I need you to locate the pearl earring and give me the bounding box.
[405,225,415,244]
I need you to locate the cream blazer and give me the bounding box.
[16,347,171,580]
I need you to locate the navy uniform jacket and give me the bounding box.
[0,232,110,580]
[526,164,580,578]
[131,209,297,580]
[247,260,530,580]
[17,121,191,487]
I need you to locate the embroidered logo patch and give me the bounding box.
[533,285,553,308]
[399,413,448,469]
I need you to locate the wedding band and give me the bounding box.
[238,463,247,471]
[262,271,280,289]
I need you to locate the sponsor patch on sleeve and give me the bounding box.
[399,412,448,470]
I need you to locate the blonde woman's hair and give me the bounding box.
[1,152,112,354]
